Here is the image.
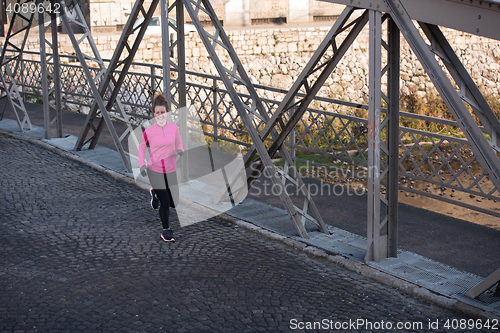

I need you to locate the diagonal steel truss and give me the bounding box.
[0,0,133,147]
[465,267,500,299]
[164,0,186,109]
[181,0,329,238]
[418,22,500,154]
[242,8,368,169]
[0,0,35,131]
[61,0,161,173]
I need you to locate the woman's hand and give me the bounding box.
[176,149,184,156]
[140,165,148,177]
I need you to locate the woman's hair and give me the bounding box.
[152,93,169,114]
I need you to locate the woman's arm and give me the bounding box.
[138,130,149,168]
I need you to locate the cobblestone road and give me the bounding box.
[0,134,485,332]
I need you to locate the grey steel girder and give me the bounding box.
[465,267,500,298]
[182,0,329,238]
[366,9,384,262]
[242,7,368,211]
[164,0,187,108]
[383,0,500,202]
[241,7,369,238]
[319,0,500,41]
[38,0,63,139]
[166,0,189,183]
[74,0,159,151]
[386,17,400,259]
[365,12,401,262]
[0,0,36,131]
[418,22,500,154]
[70,0,161,173]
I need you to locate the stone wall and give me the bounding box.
[15,24,500,109]
[181,26,500,106]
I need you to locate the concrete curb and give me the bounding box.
[3,128,498,321]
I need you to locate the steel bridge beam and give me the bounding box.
[0,0,34,72]
[38,0,63,139]
[319,0,500,41]
[166,0,189,183]
[386,17,400,259]
[466,267,500,298]
[365,12,400,262]
[366,10,384,262]
[236,6,372,239]
[418,22,500,153]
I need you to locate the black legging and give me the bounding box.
[147,169,179,229]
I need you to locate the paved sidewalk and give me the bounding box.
[0,127,491,331]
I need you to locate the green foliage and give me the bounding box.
[484,95,500,119]
[400,88,465,139]
[26,88,43,105]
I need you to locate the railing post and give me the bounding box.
[289,97,296,168]
[151,65,156,97]
[161,0,169,103]
[212,78,218,150]
[177,0,189,183]
[20,52,25,102]
[387,17,400,257]
[178,102,188,182]
[39,2,51,139]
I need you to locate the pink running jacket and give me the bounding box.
[138,122,184,174]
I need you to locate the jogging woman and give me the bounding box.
[139,94,184,242]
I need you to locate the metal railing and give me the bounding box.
[8,50,500,218]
